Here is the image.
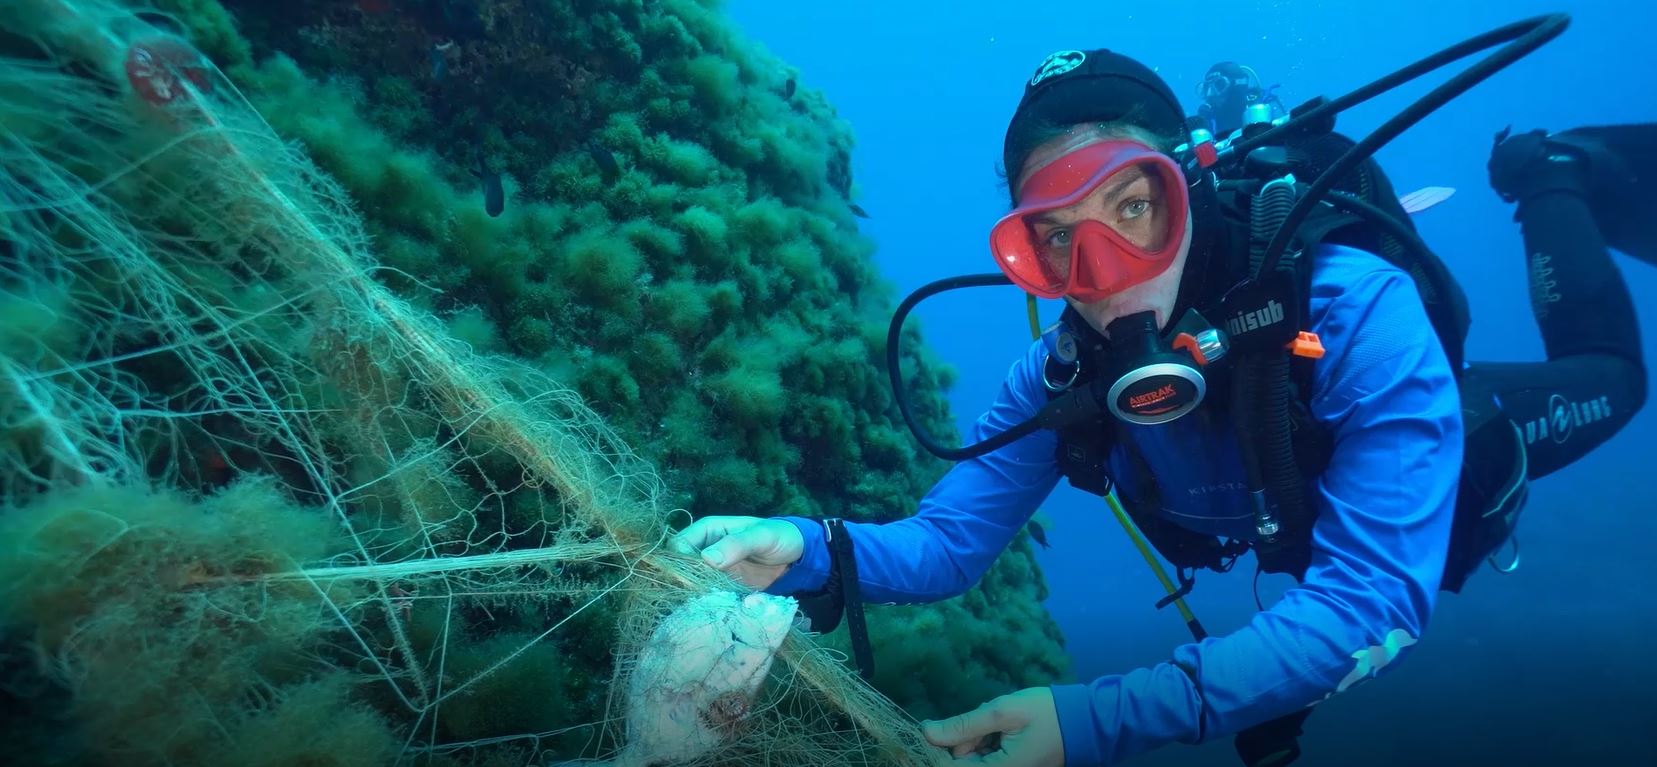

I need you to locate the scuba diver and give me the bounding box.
[1197,61,1460,215]
[1196,60,1287,137]
[674,16,1652,767]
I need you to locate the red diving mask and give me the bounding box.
[990,140,1190,301]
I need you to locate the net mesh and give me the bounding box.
[0,2,943,764]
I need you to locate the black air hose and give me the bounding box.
[1237,179,1309,573]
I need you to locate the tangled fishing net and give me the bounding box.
[0,2,944,764]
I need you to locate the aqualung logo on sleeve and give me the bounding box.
[1523,392,1613,446]
[1225,299,1285,337]
[1030,51,1085,86]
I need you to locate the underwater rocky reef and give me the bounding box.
[0,0,1069,763]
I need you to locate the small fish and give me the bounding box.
[783,77,796,100]
[200,450,229,472]
[196,447,235,490]
[429,42,450,81]
[1027,520,1050,549]
[586,141,620,179]
[848,202,870,219]
[472,154,503,217]
[614,591,797,767]
[1398,186,1455,215]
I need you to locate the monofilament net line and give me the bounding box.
[0,1,947,765]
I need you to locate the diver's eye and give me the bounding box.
[1120,199,1151,219]
[1044,229,1071,249]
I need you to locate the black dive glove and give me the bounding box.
[1487,126,1591,210]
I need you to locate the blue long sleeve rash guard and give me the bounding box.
[766,243,1463,765]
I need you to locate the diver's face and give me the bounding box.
[1016,126,1192,336]
[1211,90,1247,129]
[1211,85,1249,111]
[1201,72,1253,133]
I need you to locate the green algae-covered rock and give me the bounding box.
[7,0,1073,757]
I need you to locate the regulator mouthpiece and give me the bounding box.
[1103,311,1208,425]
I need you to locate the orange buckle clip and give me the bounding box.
[1287,331,1325,359]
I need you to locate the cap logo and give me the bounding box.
[1030,50,1085,86]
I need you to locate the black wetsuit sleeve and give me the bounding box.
[1463,132,1647,478]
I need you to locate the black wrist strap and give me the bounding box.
[792,518,875,681]
[827,518,874,681]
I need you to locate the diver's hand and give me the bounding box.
[671,516,803,590]
[922,687,1065,766]
[1488,126,1586,205]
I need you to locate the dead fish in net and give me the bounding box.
[604,590,798,767]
